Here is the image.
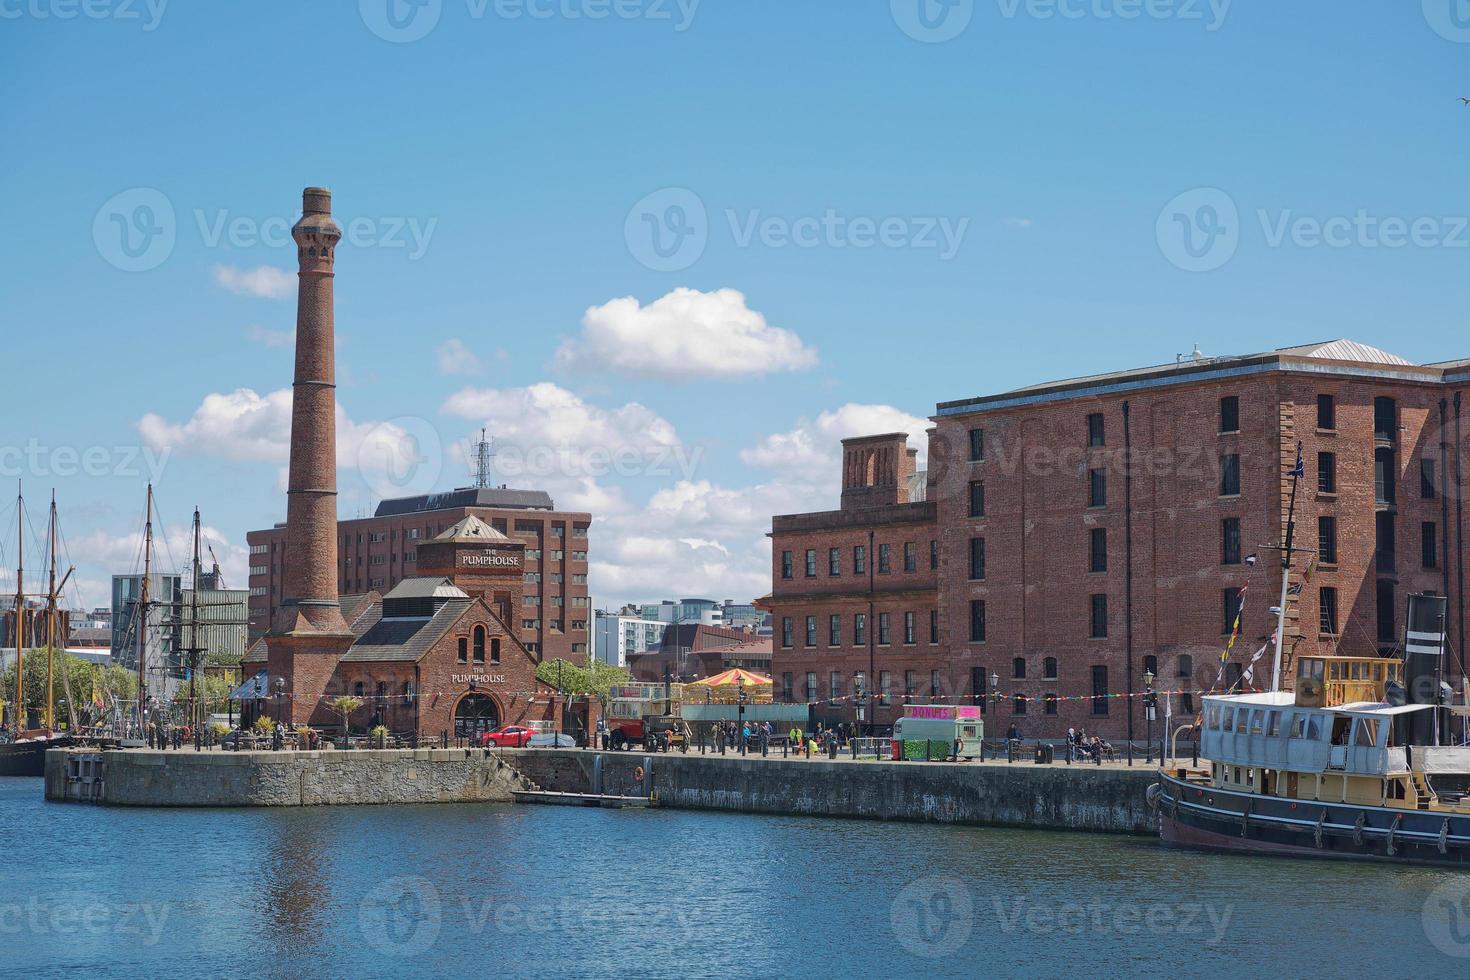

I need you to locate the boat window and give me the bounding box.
[1249,710,1264,735]
[1330,716,1351,746]
[1354,718,1380,747]
[1207,705,1221,729]
[1222,707,1235,731]
[1289,714,1305,738]
[1266,711,1281,737]
[1235,710,1249,734]
[1305,715,1323,740]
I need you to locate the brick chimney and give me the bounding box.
[267,187,355,725]
[840,433,917,511]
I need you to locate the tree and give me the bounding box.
[535,658,630,705]
[328,695,362,736]
[1,651,137,730]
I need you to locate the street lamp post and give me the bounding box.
[1144,669,1156,764]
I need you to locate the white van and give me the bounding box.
[892,706,984,760]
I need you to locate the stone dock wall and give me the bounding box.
[45,747,1158,835]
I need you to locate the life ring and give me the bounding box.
[634,765,646,782]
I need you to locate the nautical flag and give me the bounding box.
[1287,451,1305,479]
[1301,556,1318,583]
[1287,583,1303,596]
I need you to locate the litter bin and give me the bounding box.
[1034,744,1054,764]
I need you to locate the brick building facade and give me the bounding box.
[247,488,592,663]
[761,433,939,730]
[768,341,1470,742]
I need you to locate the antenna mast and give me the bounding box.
[474,428,495,489]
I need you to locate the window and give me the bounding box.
[1178,654,1193,678]
[904,542,917,573]
[853,545,866,575]
[1013,694,1027,715]
[1088,468,1107,507]
[1316,393,1335,430]
[971,667,987,710]
[1423,521,1439,569]
[353,681,364,698]
[473,625,486,663]
[1012,657,1026,680]
[1375,447,1395,505]
[781,618,793,648]
[1220,454,1240,496]
[1089,528,1107,573]
[490,637,501,664]
[1043,656,1057,679]
[805,550,817,577]
[1092,666,1109,715]
[1319,587,1339,636]
[969,600,986,642]
[968,428,985,461]
[1376,511,1395,573]
[780,551,793,579]
[904,670,918,697]
[781,673,794,702]
[1318,452,1336,494]
[1044,693,1059,715]
[878,544,891,573]
[828,548,841,576]
[904,611,916,644]
[1221,518,1241,565]
[457,637,468,663]
[929,608,939,644]
[830,672,842,703]
[1089,594,1108,638]
[930,540,939,570]
[1376,580,1396,645]
[805,616,817,648]
[854,614,866,646]
[806,672,818,701]
[969,537,986,580]
[969,480,985,518]
[931,670,942,698]
[878,671,892,705]
[1219,395,1239,433]
[1422,459,1437,499]
[1143,654,1158,678]
[1317,516,1337,565]
[1087,412,1105,447]
[829,614,841,647]
[1374,396,1397,442]
[1222,588,1243,635]
[878,613,891,645]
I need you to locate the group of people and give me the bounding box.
[1066,726,1112,764]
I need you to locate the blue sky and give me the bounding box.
[2,0,1467,611]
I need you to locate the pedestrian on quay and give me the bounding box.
[1066,727,1076,762]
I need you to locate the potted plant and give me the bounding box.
[369,724,389,749]
[327,696,363,748]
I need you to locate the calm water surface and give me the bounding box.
[4,776,1469,978]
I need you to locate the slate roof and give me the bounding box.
[340,597,473,663]
[382,577,468,601]
[433,514,509,542]
[374,487,555,517]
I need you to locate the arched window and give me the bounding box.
[352,681,364,698]
[1044,693,1059,715]
[457,637,468,663]
[1013,694,1027,715]
[1143,654,1158,678]
[1012,657,1026,680]
[473,626,486,664]
[1043,657,1057,680]
[1177,654,1193,678]
[490,637,501,664]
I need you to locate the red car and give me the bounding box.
[480,725,534,748]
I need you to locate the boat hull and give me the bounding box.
[0,735,73,778]
[1155,770,1470,868]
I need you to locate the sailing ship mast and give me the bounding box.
[1269,442,1305,692]
[187,506,202,731]
[134,483,154,734]
[12,483,22,732]
[46,492,78,735]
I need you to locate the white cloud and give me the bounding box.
[436,339,483,376]
[554,287,818,380]
[1005,217,1034,230]
[211,264,295,299]
[246,325,294,348]
[740,403,930,471]
[69,523,249,593]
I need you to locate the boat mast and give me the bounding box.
[188,506,201,731]
[135,483,154,733]
[1270,442,1305,692]
[45,491,56,731]
[47,491,79,735]
[12,482,22,732]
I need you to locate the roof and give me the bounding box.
[937,339,1438,416]
[433,514,509,543]
[382,577,468,601]
[1331,701,1433,717]
[341,597,473,662]
[374,487,555,517]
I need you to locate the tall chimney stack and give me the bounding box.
[268,187,355,725]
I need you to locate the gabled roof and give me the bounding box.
[1274,339,1412,366]
[382,577,468,601]
[433,514,509,543]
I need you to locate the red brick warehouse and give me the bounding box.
[768,341,1470,743]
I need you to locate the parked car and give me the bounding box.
[480,725,534,748]
[528,732,576,748]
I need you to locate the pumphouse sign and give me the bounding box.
[462,553,519,568]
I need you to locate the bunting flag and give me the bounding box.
[91,668,105,711]
[1239,641,1271,686]
[1301,556,1318,583]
